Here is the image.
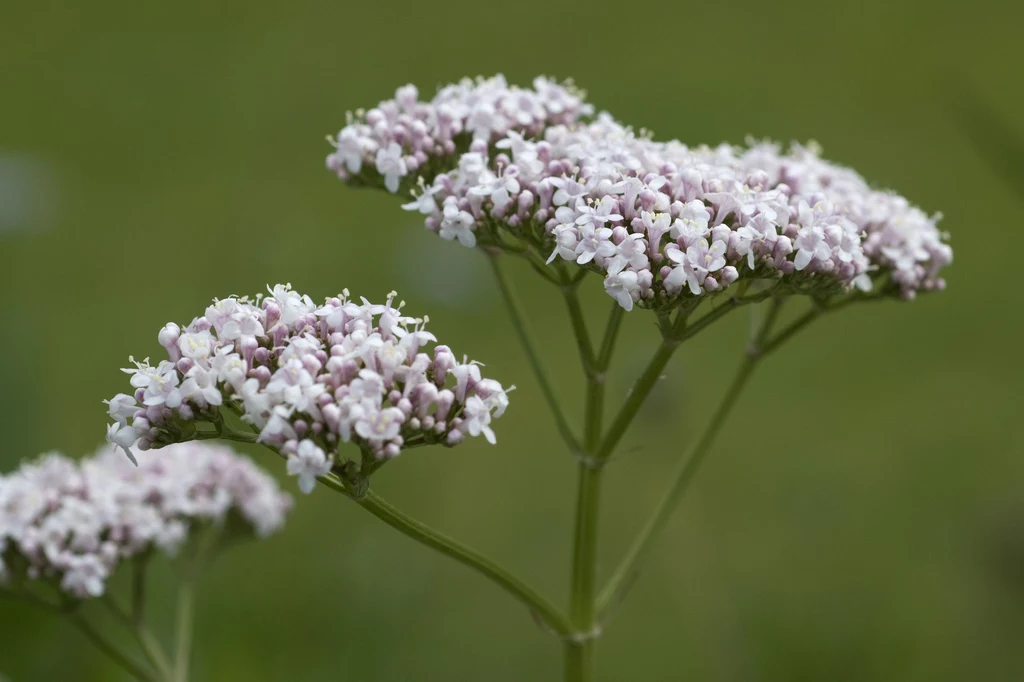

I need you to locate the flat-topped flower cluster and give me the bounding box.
[105,285,511,494]
[325,74,593,193]
[0,443,290,599]
[327,78,953,309]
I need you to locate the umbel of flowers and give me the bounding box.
[0,442,290,599]
[327,78,952,311]
[105,284,512,494]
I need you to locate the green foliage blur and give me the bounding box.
[2,0,1022,679]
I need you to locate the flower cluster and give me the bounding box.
[105,285,512,494]
[328,78,952,309]
[0,443,291,599]
[325,74,593,194]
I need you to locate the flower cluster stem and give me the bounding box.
[352,489,576,638]
[488,252,581,454]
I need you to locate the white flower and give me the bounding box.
[286,440,333,494]
[104,393,137,424]
[178,366,223,408]
[375,142,407,193]
[575,224,615,265]
[604,270,640,311]
[106,422,139,465]
[607,233,649,274]
[439,200,477,247]
[793,226,832,270]
[354,406,405,446]
[333,128,367,174]
[546,224,579,264]
[460,396,496,444]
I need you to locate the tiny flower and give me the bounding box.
[286,440,333,494]
[375,142,408,193]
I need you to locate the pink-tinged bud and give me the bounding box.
[176,358,195,375]
[322,404,341,432]
[263,302,281,329]
[432,345,456,385]
[301,355,322,376]
[446,429,464,446]
[388,390,402,404]
[397,398,413,416]
[435,389,455,421]
[720,266,739,286]
[384,443,402,458]
[190,316,212,333]
[659,265,673,281]
[637,269,654,293]
[703,276,721,292]
[639,189,657,212]
[294,421,308,438]
[611,226,628,245]
[517,190,535,217]
[254,347,271,365]
[774,236,794,257]
[408,417,421,430]
[134,388,146,403]
[710,225,731,244]
[240,336,259,368]
[469,139,488,155]
[133,417,151,432]
[270,324,289,349]
[421,415,435,431]
[177,405,194,421]
[249,365,272,386]
[159,323,181,361]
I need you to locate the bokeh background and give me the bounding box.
[2,1,1022,680]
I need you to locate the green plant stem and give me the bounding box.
[593,339,680,462]
[173,580,195,682]
[105,595,175,681]
[69,614,157,682]
[352,489,575,638]
[487,252,581,454]
[595,299,828,618]
[565,294,621,682]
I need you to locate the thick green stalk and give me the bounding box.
[353,490,575,638]
[564,293,617,682]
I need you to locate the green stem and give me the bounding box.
[69,614,157,682]
[487,252,582,454]
[352,489,575,638]
[104,595,175,681]
[595,299,828,618]
[596,303,625,370]
[594,352,759,618]
[564,293,621,682]
[593,339,680,462]
[565,465,602,681]
[561,285,596,372]
[173,580,195,682]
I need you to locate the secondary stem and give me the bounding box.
[173,579,195,682]
[595,299,831,618]
[352,489,575,637]
[69,614,156,682]
[487,252,582,454]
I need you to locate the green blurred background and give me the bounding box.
[2,0,1022,680]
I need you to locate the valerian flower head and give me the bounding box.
[0,443,291,598]
[104,285,512,494]
[328,77,952,309]
[325,74,593,195]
